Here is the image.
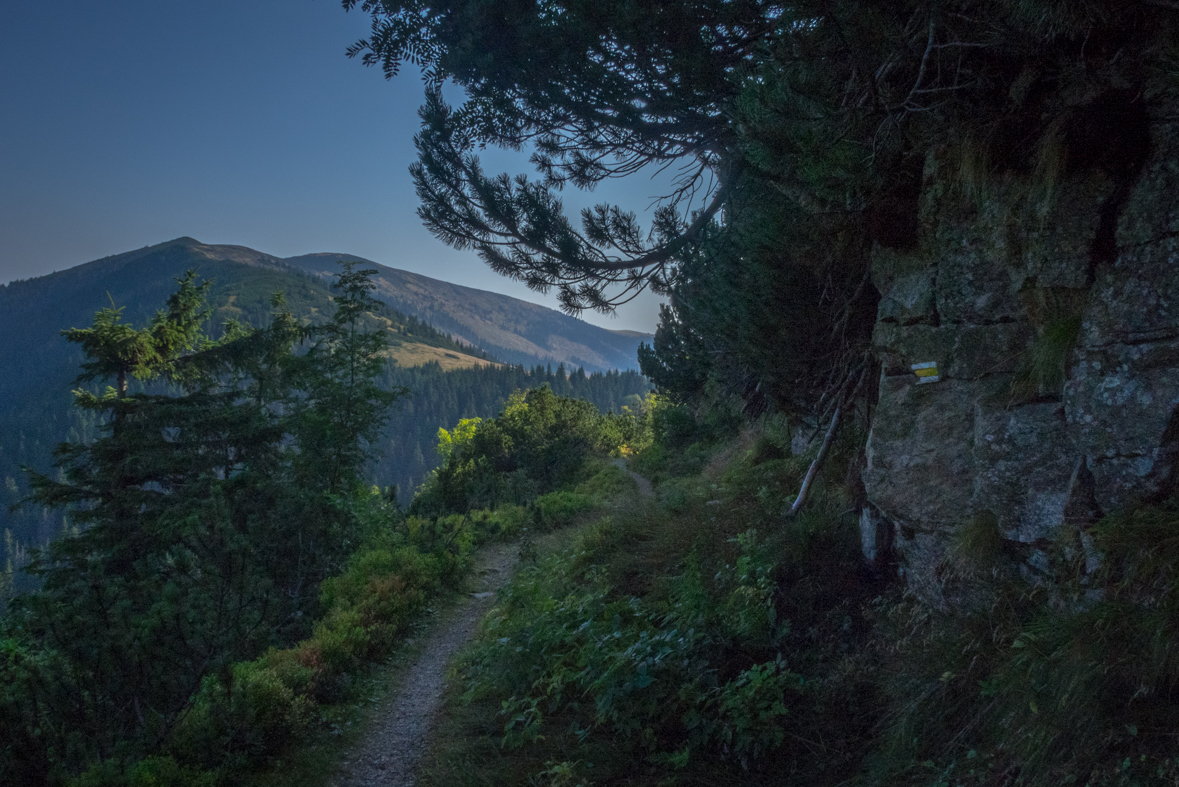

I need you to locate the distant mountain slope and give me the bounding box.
[283,253,650,372]
[0,237,652,582]
[0,238,279,407]
[0,238,487,407]
[0,237,489,559]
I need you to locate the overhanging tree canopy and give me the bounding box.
[345,0,1177,410]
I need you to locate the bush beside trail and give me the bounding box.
[416,402,1179,787]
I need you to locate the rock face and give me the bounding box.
[864,92,1179,604]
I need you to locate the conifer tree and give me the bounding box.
[4,264,404,780]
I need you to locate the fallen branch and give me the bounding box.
[785,403,844,519]
[784,361,870,519]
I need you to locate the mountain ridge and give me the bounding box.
[0,236,653,577]
[282,251,650,372]
[2,238,652,374]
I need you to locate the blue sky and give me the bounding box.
[0,0,666,332]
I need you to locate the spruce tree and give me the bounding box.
[4,263,404,780]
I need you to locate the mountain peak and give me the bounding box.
[283,253,651,372]
[6,240,651,374]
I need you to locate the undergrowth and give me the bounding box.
[59,394,1179,786]
[418,416,879,787]
[417,407,1179,787]
[50,454,630,785]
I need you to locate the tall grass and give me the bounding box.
[873,502,1179,786]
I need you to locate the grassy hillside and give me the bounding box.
[283,253,650,373]
[413,402,1179,787]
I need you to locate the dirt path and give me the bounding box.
[613,458,654,499]
[329,467,651,787]
[329,542,518,787]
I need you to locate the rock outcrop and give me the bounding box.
[864,89,1179,604]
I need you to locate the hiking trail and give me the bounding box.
[328,542,517,787]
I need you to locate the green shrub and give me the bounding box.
[531,491,596,531]
[651,400,699,449]
[172,662,312,770]
[69,756,216,787]
[319,547,441,622]
[467,504,530,539]
[713,657,799,765]
[412,386,629,517]
[401,515,475,582]
[228,662,314,758]
[296,546,445,690]
[629,441,670,481]
[573,462,637,498]
[167,541,451,773]
[466,545,807,774]
[631,439,714,483]
[716,530,788,646]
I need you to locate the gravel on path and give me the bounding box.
[329,464,651,787]
[329,542,519,787]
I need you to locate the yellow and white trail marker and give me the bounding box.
[911,361,940,384]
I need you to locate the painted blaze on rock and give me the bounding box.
[911,361,940,384]
[864,92,1179,605]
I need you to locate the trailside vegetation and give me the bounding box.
[414,403,1179,787]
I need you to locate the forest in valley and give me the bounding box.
[7,0,1179,785]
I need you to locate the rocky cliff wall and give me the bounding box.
[863,91,1179,605]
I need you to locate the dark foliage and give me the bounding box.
[0,265,402,783]
[346,0,1178,418]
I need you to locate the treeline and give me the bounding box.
[372,363,650,498]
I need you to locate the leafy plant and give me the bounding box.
[531,492,597,531]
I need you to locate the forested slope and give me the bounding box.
[0,265,646,784]
[0,238,648,577]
